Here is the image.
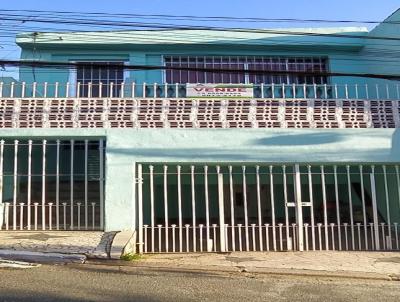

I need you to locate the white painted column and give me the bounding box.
[27,140,32,230]
[269,165,277,251]
[70,140,74,230]
[13,140,18,230]
[42,140,47,230]
[256,166,263,251]
[218,172,226,252]
[294,164,304,251]
[163,165,169,252]
[191,165,196,252]
[138,164,144,254]
[242,166,249,251]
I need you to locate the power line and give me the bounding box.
[1,13,400,42]
[1,8,399,25]
[1,59,400,80]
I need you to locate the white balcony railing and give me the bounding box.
[0,97,398,129]
[1,82,400,99]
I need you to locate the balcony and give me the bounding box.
[0,82,399,129]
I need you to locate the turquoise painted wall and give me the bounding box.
[1,128,400,230]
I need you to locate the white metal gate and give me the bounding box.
[136,163,400,253]
[0,139,105,231]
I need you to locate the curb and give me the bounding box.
[0,250,86,264]
[85,260,397,282]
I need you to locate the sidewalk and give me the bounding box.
[130,251,400,280]
[0,231,116,259]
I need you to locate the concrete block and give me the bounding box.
[110,230,136,259]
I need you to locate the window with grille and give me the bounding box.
[76,62,125,97]
[164,56,328,85]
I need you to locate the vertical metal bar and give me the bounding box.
[44,82,48,98]
[48,203,53,230]
[383,165,392,246]
[191,165,196,252]
[177,165,183,253]
[307,165,316,251]
[238,224,243,251]
[357,223,361,250]
[91,202,95,229]
[359,165,368,250]
[199,224,203,252]
[171,224,176,252]
[163,165,169,252]
[70,140,74,230]
[63,202,67,230]
[229,166,235,251]
[13,140,18,230]
[34,203,38,230]
[218,172,226,252]
[265,224,270,251]
[3,203,8,229]
[294,164,304,251]
[242,166,249,251]
[212,224,217,252]
[138,164,144,254]
[32,82,37,97]
[84,140,88,230]
[0,140,3,230]
[269,165,277,251]
[144,225,148,253]
[27,140,32,230]
[21,82,25,97]
[317,223,322,250]
[158,225,162,252]
[99,140,104,230]
[370,167,380,250]
[330,223,335,250]
[394,222,399,250]
[396,166,400,218]
[56,140,60,230]
[204,166,210,247]
[185,224,190,252]
[346,165,355,250]
[77,203,81,230]
[19,203,24,230]
[344,223,349,250]
[42,140,46,230]
[278,223,283,250]
[320,165,329,250]
[283,165,290,249]
[333,166,342,250]
[256,166,263,251]
[149,165,155,253]
[304,223,309,250]
[55,82,59,98]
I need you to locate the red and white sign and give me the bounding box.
[186,84,253,98]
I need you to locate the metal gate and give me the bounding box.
[136,163,400,253]
[0,139,105,231]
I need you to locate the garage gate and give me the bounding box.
[136,163,400,253]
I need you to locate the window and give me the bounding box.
[164,56,328,85]
[76,62,125,97]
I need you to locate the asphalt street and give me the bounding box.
[0,262,399,302]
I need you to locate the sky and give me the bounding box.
[0,0,399,79]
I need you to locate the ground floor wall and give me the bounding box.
[0,128,400,231]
